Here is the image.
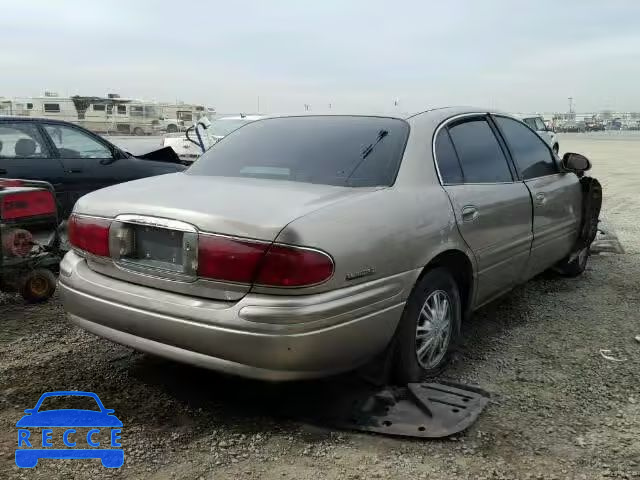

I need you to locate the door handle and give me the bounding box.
[535,192,546,205]
[68,168,84,173]
[461,205,479,222]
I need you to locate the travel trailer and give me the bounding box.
[0,93,214,135]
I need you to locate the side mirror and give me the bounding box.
[562,152,591,175]
[23,408,35,414]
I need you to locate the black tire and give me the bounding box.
[555,246,589,277]
[133,127,145,136]
[392,268,461,384]
[166,124,178,133]
[20,269,57,303]
[552,143,559,155]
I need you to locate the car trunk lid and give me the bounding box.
[73,173,378,301]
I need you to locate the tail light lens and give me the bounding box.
[197,235,334,287]
[255,244,334,287]
[1,190,56,220]
[68,214,111,257]
[197,235,268,283]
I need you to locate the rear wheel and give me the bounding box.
[133,127,145,136]
[21,268,57,303]
[393,268,461,384]
[166,124,178,133]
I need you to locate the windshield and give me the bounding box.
[187,116,409,187]
[209,118,253,137]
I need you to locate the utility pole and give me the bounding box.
[568,97,574,114]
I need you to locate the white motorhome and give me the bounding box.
[0,93,214,135]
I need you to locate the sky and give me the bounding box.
[2,0,640,114]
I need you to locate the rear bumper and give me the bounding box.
[59,251,414,381]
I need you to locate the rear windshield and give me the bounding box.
[187,116,409,187]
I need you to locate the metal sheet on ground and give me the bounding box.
[325,381,490,438]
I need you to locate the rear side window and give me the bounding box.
[494,116,557,179]
[0,123,49,159]
[447,118,512,183]
[188,116,410,187]
[434,129,463,184]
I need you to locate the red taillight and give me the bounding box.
[197,235,334,287]
[197,235,268,283]
[68,214,111,257]
[1,190,56,220]
[256,244,334,287]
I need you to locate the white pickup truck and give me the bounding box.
[516,115,559,154]
[162,115,264,162]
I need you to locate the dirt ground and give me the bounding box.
[1,133,639,479]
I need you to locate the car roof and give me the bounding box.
[237,107,510,122]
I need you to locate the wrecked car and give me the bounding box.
[58,108,601,383]
[0,179,62,302]
[0,117,186,218]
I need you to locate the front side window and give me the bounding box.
[117,105,127,114]
[93,104,105,111]
[447,118,512,183]
[177,111,193,122]
[188,116,409,187]
[0,123,49,159]
[43,124,111,159]
[494,116,557,179]
[534,118,546,131]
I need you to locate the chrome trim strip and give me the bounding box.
[110,214,199,281]
[113,214,197,233]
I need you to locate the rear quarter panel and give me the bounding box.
[256,112,476,300]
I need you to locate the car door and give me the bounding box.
[492,115,582,279]
[434,115,533,305]
[41,123,118,213]
[0,121,68,211]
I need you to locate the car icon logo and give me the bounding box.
[15,391,123,468]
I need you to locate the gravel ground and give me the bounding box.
[1,133,639,479]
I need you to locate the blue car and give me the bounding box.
[16,391,123,468]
